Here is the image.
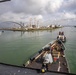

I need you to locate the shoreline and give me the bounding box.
[0,27,61,32]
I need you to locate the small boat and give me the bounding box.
[24,39,69,73]
[57,32,66,43]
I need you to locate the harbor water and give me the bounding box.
[0,27,76,74]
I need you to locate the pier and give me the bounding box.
[0,27,60,31]
[0,20,62,31]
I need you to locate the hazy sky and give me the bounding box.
[0,0,76,26]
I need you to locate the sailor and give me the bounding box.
[43,51,53,70]
[59,31,61,35]
[62,32,64,35]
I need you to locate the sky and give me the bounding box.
[0,0,76,26]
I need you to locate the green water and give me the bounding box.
[0,27,76,74]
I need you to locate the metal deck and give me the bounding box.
[0,63,75,75]
[25,40,69,73]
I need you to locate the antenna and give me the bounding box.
[0,0,11,3]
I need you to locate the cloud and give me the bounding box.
[0,12,26,22]
[45,0,63,13]
[0,0,63,15]
[0,1,11,15]
[0,12,43,24]
[0,0,76,26]
[63,12,76,19]
[10,0,64,14]
[10,0,48,15]
[60,0,76,12]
